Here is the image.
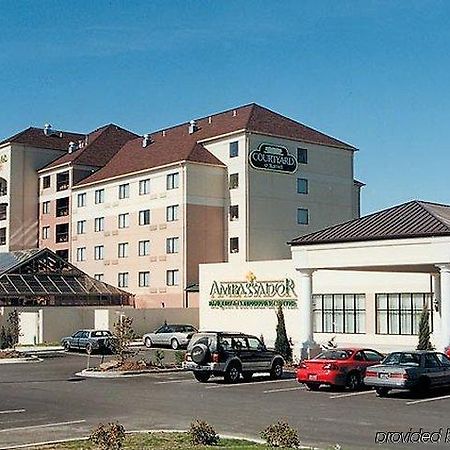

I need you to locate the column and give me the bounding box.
[437,264,450,351]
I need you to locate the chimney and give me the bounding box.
[188,120,197,134]
[208,116,212,124]
[43,123,52,136]
[232,109,237,117]
[162,130,166,137]
[142,134,151,148]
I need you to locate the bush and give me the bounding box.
[154,349,165,367]
[189,420,219,446]
[112,316,136,363]
[417,302,434,350]
[274,304,292,362]
[90,422,125,450]
[261,420,300,448]
[174,350,185,366]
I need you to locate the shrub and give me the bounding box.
[112,316,136,363]
[90,422,125,450]
[274,304,292,362]
[189,419,219,446]
[417,302,434,350]
[0,326,10,350]
[7,309,20,349]
[174,350,185,366]
[261,420,300,448]
[154,349,165,367]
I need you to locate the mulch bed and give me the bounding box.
[0,350,26,359]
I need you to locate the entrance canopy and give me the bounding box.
[0,248,132,306]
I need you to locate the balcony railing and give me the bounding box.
[56,233,69,243]
[56,207,69,217]
[56,182,69,192]
[0,188,7,196]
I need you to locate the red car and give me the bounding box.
[297,348,384,391]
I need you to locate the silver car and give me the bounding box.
[143,324,197,350]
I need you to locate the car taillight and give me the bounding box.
[211,352,219,363]
[323,363,339,371]
[390,372,409,380]
[365,370,377,377]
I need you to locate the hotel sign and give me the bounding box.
[249,143,297,174]
[209,272,297,309]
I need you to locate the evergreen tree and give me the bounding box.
[7,309,20,349]
[417,302,434,350]
[274,304,292,362]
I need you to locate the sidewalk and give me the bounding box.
[16,340,144,354]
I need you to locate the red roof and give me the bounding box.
[77,103,355,186]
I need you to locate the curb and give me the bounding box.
[0,356,42,365]
[76,367,186,378]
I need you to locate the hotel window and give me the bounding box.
[376,293,433,335]
[118,272,129,288]
[95,189,105,204]
[94,273,104,281]
[139,209,151,225]
[166,269,179,286]
[118,213,129,229]
[138,271,150,287]
[0,227,5,245]
[94,245,104,260]
[297,148,308,164]
[166,237,179,254]
[230,237,239,253]
[297,208,309,225]
[167,173,179,190]
[118,242,129,258]
[56,197,69,217]
[229,141,239,158]
[94,217,104,232]
[77,193,86,207]
[297,178,308,194]
[56,249,68,261]
[42,176,50,189]
[76,247,86,262]
[313,294,366,334]
[0,203,6,221]
[166,205,179,222]
[42,201,50,214]
[138,240,150,256]
[77,220,86,235]
[229,205,239,221]
[139,179,150,195]
[42,226,50,240]
[56,171,69,191]
[229,173,239,190]
[118,183,129,199]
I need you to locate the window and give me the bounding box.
[42,176,50,189]
[229,141,239,158]
[42,226,49,240]
[167,173,179,190]
[297,208,309,225]
[118,242,129,258]
[118,213,129,228]
[94,245,104,260]
[313,294,366,334]
[166,237,179,254]
[0,178,7,196]
[139,209,151,225]
[118,183,129,199]
[56,171,69,191]
[94,273,104,281]
[297,178,308,194]
[56,197,69,217]
[95,189,105,204]
[76,247,86,262]
[229,173,239,189]
[55,223,68,243]
[56,249,68,261]
[138,240,150,256]
[77,193,86,207]
[230,237,239,253]
[297,148,308,164]
[77,220,86,235]
[0,227,5,245]
[375,293,433,335]
[138,271,150,287]
[0,203,7,221]
[229,205,239,221]
[166,205,179,222]
[166,269,179,286]
[94,217,104,232]
[139,179,150,195]
[42,201,50,214]
[118,272,129,288]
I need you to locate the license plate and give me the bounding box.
[308,374,318,380]
[379,373,389,379]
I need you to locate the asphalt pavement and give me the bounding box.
[2,350,450,449]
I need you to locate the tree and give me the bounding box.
[112,315,135,363]
[274,304,292,362]
[417,302,434,350]
[7,309,20,349]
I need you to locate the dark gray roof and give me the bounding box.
[0,249,42,274]
[290,201,450,246]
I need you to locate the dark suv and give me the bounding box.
[183,332,284,383]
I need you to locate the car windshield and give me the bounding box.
[383,352,421,366]
[315,350,352,360]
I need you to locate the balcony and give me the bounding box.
[56,232,69,243]
[0,203,7,221]
[56,197,70,217]
[0,227,6,245]
[55,223,69,244]
[0,178,7,197]
[56,172,70,192]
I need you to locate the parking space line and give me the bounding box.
[329,390,376,399]
[0,419,86,433]
[155,380,193,384]
[263,386,305,394]
[0,410,25,415]
[205,379,294,389]
[406,394,450,405]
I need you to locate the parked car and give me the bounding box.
[364,350,450,397]
[142,324,197,350]
[297,348,385,391]
[183,331,284,383]
[61,329,116,354]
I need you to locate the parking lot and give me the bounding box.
[2,351,450,449]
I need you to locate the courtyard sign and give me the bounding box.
[249,143,297,174]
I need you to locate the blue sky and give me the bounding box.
[1,0,449,214]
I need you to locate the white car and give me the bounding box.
[143,324,197,350]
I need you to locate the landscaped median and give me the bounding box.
[0,349,42,364]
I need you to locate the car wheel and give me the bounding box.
[224,363,241,383]
[346,372,362,390]
[306,383,320,391]
[193,371,211,383]
[144,337,153,348]
[63,341,71,352]
[85,343,93,355]
[171,338,179,350]
[242,372,253,382]
[375,387,390,397]
[270,360,283,379]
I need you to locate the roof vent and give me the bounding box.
[68,142,78,153]
[142,134,151,148]
[232,110,237,117]
[43,123,63,137]
[188,120,198,134]
[162,130,166,137]
[208,116,212,124]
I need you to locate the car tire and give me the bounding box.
[191,344,210,365]
[85,343,93,355]
[346,372,362,390]
[171,338,179,350]
[375,387,390,397]
[144,337,153,348]
[193,371,211,383]
[270,360,283,379]
[306,383,320,391]
[224,363,241,384]
[243,372,253,382]
[63,341,71,352]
